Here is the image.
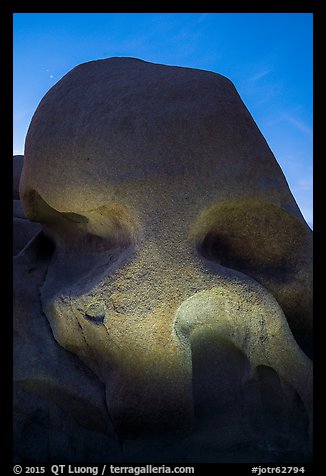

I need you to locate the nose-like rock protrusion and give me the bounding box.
[173,272,313,440]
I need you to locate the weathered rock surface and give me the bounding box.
[13,154,24,200]
[14,57,313,463]
[14,234,123,463]
[13,215,43,256]
[13,155,42,255]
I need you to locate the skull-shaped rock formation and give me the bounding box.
[14,57,313,463]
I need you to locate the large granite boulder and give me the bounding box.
[14,57,312,463]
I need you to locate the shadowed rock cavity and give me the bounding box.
[194,198,312,356]
[14,57,313,463]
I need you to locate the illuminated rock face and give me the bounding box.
[14,58,312,462]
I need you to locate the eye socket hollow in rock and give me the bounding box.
[192,198,313,358]
[21,189,138,253]
[197,231,234,266]
[193,197,312,276]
